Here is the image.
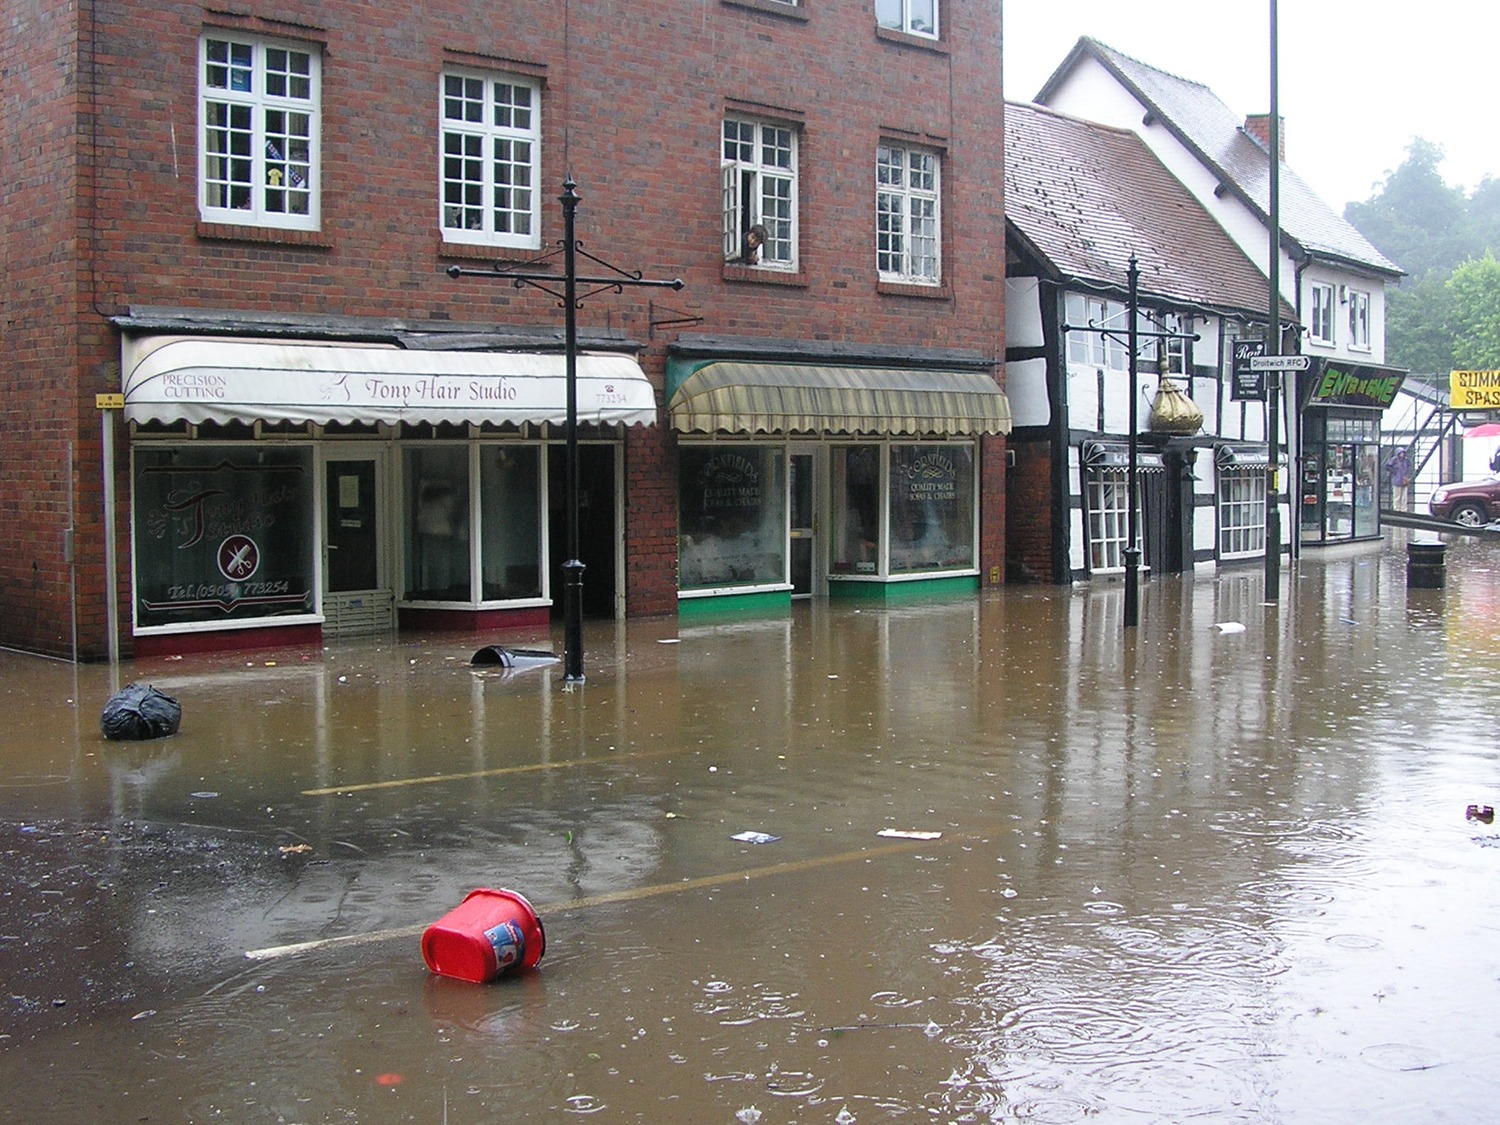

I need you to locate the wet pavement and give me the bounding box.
[2,530,1499,1123]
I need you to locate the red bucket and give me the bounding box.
[421,888,546,983]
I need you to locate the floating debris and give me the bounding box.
[877,829,942,840]
[730,831,780,844]
[1466,804,1495,824]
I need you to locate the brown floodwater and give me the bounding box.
[2,531,1498,1123]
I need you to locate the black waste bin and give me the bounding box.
[1407,541,1447,589]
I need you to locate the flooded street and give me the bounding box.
[2,532,1499,1123]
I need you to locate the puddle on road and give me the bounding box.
[2,535,1499,1121]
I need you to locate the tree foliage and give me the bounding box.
[1449,252,1500,369]
[1345,140,1500,374]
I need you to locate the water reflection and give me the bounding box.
[2,534,1499,1120]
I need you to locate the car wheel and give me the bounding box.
[1450,500,1488,527]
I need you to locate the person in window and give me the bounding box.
[739,224,768,264]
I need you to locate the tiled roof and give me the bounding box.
[1040,39,1403,277]
[1005,100,1287,318]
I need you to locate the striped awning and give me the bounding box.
[668,362,1011,437]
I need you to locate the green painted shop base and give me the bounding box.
[829,575,979,602]
[678,590,793,619]
[678,576,979,619]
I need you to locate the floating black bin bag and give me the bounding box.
[100,683,182,741]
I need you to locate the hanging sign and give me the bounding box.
[1451,370,1500,410]
[1231,341,1266,401]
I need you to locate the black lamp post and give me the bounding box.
[1124,256,1142,628]
[449,177,683,683]
[1265,0,1283,597]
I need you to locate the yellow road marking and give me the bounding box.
[301,744,693,796]
[244,832,980,962]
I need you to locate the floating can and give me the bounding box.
[421,888,546,983]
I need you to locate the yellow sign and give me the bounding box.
[1451,370,1500,410]
[95,393,125,410]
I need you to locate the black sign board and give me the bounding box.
[1231,340,1267,401]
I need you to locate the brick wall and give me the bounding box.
[1005,441,1054,583]
[2,0,1007,656]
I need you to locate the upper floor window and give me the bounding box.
[200,34,320,229]
[440,71,541,249]
[1140,311,1189,374]
[1309,282,1336,346]
[1348,289,1371,350]
[876,144,940,284]
[723,117,798,270]
[1065,293,1128,370]
[876,0,937,37]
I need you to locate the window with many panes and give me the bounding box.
[1309,282,1336,345]
[723,117,797,269]
[1141,311,1189,374]
[1066,294,1129,370]
[440,71,541,248]
[200,34,319,228]
[876,0,937,36]
[1348,289,1371,350]
[1217,466,1267,559]
[876,144,940,284]
[1085,467,1132,573]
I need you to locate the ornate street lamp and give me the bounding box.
[449,178,683,682]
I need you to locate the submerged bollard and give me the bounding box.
[421,888,546,983]
[1406,540,1447,589]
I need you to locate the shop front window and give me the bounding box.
[832,444,882,574]
[404,446,471,601]
[480,445,542,600]
[679,446,786,590]
[133,445,315,629]
[889,444,975,573]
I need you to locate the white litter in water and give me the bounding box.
[736,1109,763,1124]
[730,831,781,844]
[658,638,681,644]
[1211,621,1247,634]
[877,829,943,840]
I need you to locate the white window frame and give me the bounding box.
[439,70,542,249]
[199,33,320,230]
[876,143,941,285]
[1217,466,1267,560]
[1309,282,1336,346]
[876,0,938,37]
[1348,289,1371,351]
[722,117,798,271]
[1066,293,1129,370]
[1085,467,1132,573]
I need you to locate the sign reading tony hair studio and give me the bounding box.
[133,448,315,628]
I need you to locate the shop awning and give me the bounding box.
[121,337,658,427]
[667,362,1011,437]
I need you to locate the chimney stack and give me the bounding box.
[1244,114,1285,161]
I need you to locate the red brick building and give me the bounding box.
[1,0,1009,661]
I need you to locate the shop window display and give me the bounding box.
[888,444,974,573]
[405,446,471,601]
[679,446,786,590]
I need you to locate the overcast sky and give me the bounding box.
[1003,2,1499,213]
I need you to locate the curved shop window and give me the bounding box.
[403,443,543,605]
[679,445,787,591]
[132,445,316,631]
[832,443,977,577]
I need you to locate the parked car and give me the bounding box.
[1430,476,1500,526]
